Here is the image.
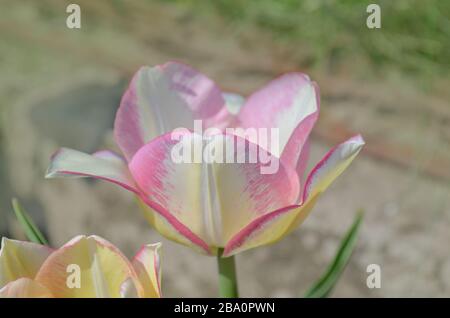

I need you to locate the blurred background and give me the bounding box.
[0,0,449,297]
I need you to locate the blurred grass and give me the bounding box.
[167,0,449,82]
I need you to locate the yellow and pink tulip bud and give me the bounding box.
[0,236,161,298]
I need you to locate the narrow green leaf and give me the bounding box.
[11,198,49,245]
[304,211,363,298]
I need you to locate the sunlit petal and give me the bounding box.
[132,243,162,298]
[0,278,53,298]
[238,73,319,158]
[224,135,364,256]
[130,132,299,249]
[46,148,138,194]
[0,238,52,287]
[114,61,228,161]
[35,235,143,298]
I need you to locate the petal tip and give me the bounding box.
[352,134,365,145]
[44,169,55,179]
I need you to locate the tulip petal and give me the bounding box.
[0,238,53,287]
[296,139,311,187]
[129,132,299,249]
[224,135,364,256]
[302,135,365,202]
[0,278,53,298]
[114,62,227,161]
[280,82,319,183]
[46,148,138,194]
[120,278,139,298]
[137,199,212,255]
[223,197,318,257]
[238,73,319,158]
[132,243,162,298]
[35,235,143,298]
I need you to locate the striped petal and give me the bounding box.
[0,238,53,287]
[238,73,319,159]
[34,235,143,298]
[114,62,227,161]
[132,243,162,298]
[46,148,138,194]
[129,132,299,251]
[280,82,320,185]
[137,199,212,255]
[302,135,365,202]
[0,278,53,298]
[296,139,311,192]
[224,135,364,256]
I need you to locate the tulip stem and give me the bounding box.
[217,248,239,298]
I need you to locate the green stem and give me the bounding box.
[217,248,239,298]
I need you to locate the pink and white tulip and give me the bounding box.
[0,236,161,298]
[46,61,364,256]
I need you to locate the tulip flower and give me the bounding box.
[46,61,364,258]
[0,235,161,298]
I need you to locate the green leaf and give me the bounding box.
[304,211,363,298]
[11,198,49,245]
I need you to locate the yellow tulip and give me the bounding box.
[0,236,161,298]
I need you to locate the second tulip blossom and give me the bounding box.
[46,61,364,256]
[0,236,161,298]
